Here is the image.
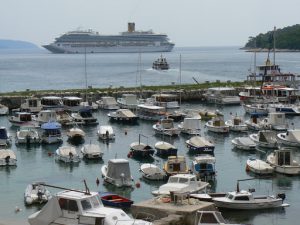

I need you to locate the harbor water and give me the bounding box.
[1,47,300,225]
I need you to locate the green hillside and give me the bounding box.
[244,24,300,50]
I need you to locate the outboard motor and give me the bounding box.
[26,134,31,146]
[5,155,10,165]
[277,193,286,202]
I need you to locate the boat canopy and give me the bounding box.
[107,159,131,180]
[41,121,62,130]
[58,146,77,157]
[116,109,136,118]
[189,136,214,147]
[182,118,201,130]
[237,137,255,146]
[0,150,16,160]
[286,130,300,142]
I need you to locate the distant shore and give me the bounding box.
[240,47,300,52]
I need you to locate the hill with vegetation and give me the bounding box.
[244,24,300,50]
[0,39,40,50]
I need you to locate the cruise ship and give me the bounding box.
[43,23,175,53]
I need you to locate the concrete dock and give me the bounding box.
[131,197,216,225]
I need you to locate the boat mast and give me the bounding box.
[179,54,182,106]
[273,26,276,69]
[84,46,88,102]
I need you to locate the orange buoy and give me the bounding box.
[135,182,141,188]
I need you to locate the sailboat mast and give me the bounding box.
[179,54,182,106]
[273,26,276,68]
[84,47,88,102]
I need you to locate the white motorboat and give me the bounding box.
[16,127,40,144]
[178,117,201,135]
[71,108,98,125]
[243,103,268,115]
[8,112,38,127]
[231,137,256,151]
[40,121,63,144]
[225,115,248,132]
[249,130,278,148]
[151,174,209,196]
[101,159,134,188]
[108,109,138,123]
[28,186,152,225]
[139,163,167,181]
[55,146,81,163]
[137,104,166,121]
[186,136,215,155]
[246,158,274,175]
[194,210,243,225]
[153,118,180,137]
[24,182,51,205]
[154,141,177,157]
[97,96,119,110]
[33,110,57,125]
[151,93,179,109]
[80,101,99,110]
[117,94,139,109]
[204,87,240,105]
[97,125,115,140]
[81,143,103,159]
[259,112,288,131]
[277,129,300,147]
[0,127,12,146]
[266,148,300,175]
[0,149,17,166]
[20,97,42,113]
[213,180,288,210]
[67,127,85,143]
[267,103,300,115]
[191,154,216,180]
[205,116,229,133]
[163,155,189,176]
[245,113,266,131]
[41,96,64,111]
[0,104,9,115]
[56,110,76,126]
[152,55,170,71]
[62,96,83,112]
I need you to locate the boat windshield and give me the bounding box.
[81,199,92,210]
[226,193,234,200]
[168,177,178,183]
[178,178,189,184]
[81,195,103,210]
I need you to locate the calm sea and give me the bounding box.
[1,47,300,225]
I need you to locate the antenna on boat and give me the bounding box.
[83,179,90,195]
[236,178,255,192]
[42,180,92,195]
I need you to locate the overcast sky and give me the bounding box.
[0,0,299,47]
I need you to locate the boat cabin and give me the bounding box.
[137,104,166,121]
[164,155,189,175]
[151,93,179,109]
[41,96,64,110]
[273,149,294,166]
[117,94,138,109]
[63,96,83,111]
[20,97,42,113]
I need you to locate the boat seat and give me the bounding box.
[109,198,123,202]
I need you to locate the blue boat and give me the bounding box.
[41,121,63,144]
[186,136,215,155]
[98,192,133,208]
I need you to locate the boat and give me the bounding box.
[212,179,288,210]
[56,110,76,126]
[242,103,269,115]
[117,94,139,109]
[137,104,166,121]
[8,112,38,127]
[40,121,63,144]
[108,109,138,123]
[71,108,98,125]
[79,100,99,111]
[101,158,134,187]
[163,155,189,176]
[154,141,177,157]
[198,109,219,121]
[267,103,300,115]
[0,149,17,166]
[139,163,167,181]
[15,127,40,145]
[62,96,84,112]
[225,115,248,132]
[152,118,180,137]
[28,184,152,225]
[191,154,216,180]
[266,148,300,175]
[129,134,155,158]
[41,96,64,111]
[99,192,134,208]
[24,182,51,205]
[178,118,201,135]
[152,55,169,70]
[205,116,230,133]
[249,130,278,149]
[204,87,240,105]
[0,127,12,146]
[96,96,119,110]
[246,158,274,175]
[231,137,256,151]
[81,143,103,159]
[0,104,9,115]
[186,136,215,155]
[150,93,179,109]
[151,174,209,196]
[183,109,202,120]
[277,129,300,147]
[97,125,115,140]
[43,22,174,53]
[259,112,288,131]
[33,110,57,125]
[66,127,85,143]
[245,112,266,131]
[194,210,243,225]
[20,97,42,113]
[55,146,81,163]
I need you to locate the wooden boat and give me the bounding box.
[154,141,177,157]
[231,137,256,151]
[99,192,133,208]
[245,113,266,131]
[246,158,274,175]
[139,163,167,181]
[129,134,155,158]
[163,155,189,176]
[186,136,215,155]
[249,130,278,148]
[0,149,17,166]
[137,104,166,121]
[24,182,51,205]
[71,108,98,125]
[259,112,288,131]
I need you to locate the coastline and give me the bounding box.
[240,47,300,52]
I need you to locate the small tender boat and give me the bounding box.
[0,127,12,146]
[101,158,134,188]
[178,118,201,135]
[225,115,248,132]
[191,154,216,180]
[266,148,300,175]
[163,155,189,176]
[24,182,51,205]
[15,127,40,145]
[0,104,9,115]
[96,96,120,110]
[152,174,209,196]
[139,163,167,181]
[97,125,115,140]
[99,192,133,208]
[249,130,278,149]
[277,129,300,147]
[108,109,138,123]
[0,149,17,166]
[81,143,103,159]
[71,108,98,125]
[195,210,243,225]
[55,146,81,163]
[152,118,180,137]
[40,121,63,144]
[205,116,229,133]
[67,127,85,143]
[129,134,155,158]
[246,158,274,175]
[8,112,38,127]
[186,136,215,155]
[154,141,177,157]
[152,55,169,70]
[231,137,256,151]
